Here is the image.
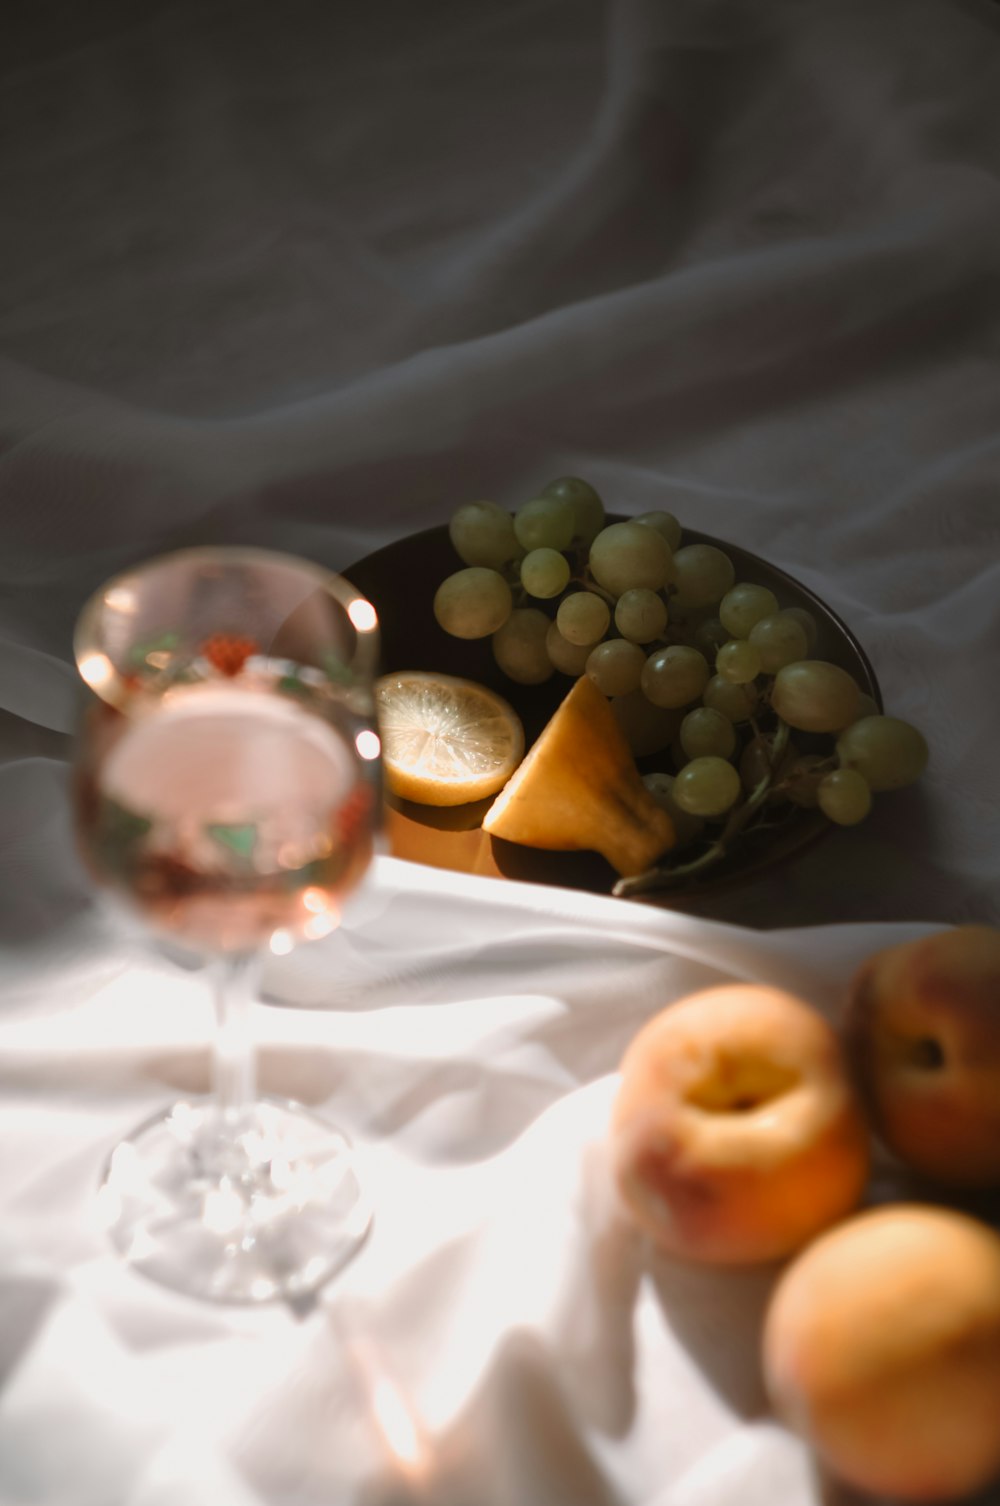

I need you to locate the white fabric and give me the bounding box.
[0,857,941,1506]
[2,1,1000,1502]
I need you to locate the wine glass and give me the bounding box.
[72,545,382,1304]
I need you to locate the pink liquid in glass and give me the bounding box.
[78,682,374,953]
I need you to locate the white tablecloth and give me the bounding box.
[0,857,943,1506]
[2,1,999,1502]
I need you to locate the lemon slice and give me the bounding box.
[376,671,525,807]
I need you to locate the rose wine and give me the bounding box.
[77,682,375,953]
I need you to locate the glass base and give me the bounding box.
[97,1098,372,1304]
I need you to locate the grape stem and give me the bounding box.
[770,751,837,801]
[612,718,792,898]
[572,570,617,607]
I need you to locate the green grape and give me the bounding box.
[520,547,571,599]
[448,500,520,569]
[672,756,742,817]
[748,612,809,673]
[610,691,682,757]
[818,768,872,825]
[679,706,736,761]
[589,521,674,595]
[719,583,779,638]
[642,772,705,846]
[634,510,682,551]
[614,587,668,644]
[492,608,553,684]
[671,544,736,612]
[784,754,829,808]
[545,620,591,677]
[854,692,881,721]
[781,605,818,655]
[542,476,605,545]
[716,639,761,684]
[691,616,731,656]
[641,645,710,709]
[771,660,861,733]
[835,715,929,792]
[702,673,759,723]
[556,591,610,646]
[586,638,646,696]
[434,567,512,639]
[513,495,575,552]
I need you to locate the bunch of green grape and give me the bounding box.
[433,476,928,854]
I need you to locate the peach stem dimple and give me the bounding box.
[909,1037,945,1070]
[685,1060,800,1114]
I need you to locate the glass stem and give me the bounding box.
[211,952,259,1130]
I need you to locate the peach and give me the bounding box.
[610,984,870,1264]
[844,925,1000,1187]
[763,1203,1000,1502]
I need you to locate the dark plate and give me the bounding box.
[345,523,881,907]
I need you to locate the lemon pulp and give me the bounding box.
[376,671,525,807]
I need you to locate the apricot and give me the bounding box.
[763,1203,1000,1502]
[844,925,1000,1186]
[610,984,870,1264]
